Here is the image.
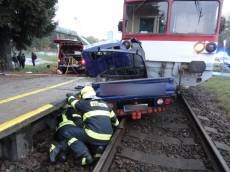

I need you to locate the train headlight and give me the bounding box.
[193,42,205,53]
[205,42,217,53]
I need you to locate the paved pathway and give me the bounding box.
[212,72,230,78]
[0,75,94,138]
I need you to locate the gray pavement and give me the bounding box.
[0,75,94,124]
[0,76,79,99]
[212,72,230,78]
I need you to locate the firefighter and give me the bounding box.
[49,106,90,164]
[49,86,119,166]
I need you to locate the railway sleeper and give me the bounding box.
[118,148,206,171]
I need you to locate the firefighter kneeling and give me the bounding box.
[49,86,119,166]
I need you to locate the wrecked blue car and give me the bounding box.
[82,39,146,80]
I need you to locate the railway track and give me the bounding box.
[182,95,230,172]
[1,94,230,172]
[93,96,230,172]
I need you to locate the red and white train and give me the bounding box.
[119,0,223,87]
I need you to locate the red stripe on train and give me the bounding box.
[123,34,218,42]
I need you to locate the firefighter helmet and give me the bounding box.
[81,86,96,99]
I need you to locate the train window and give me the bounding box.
[170,1,219,34]
[139,18,154,33]
[125,1,168,34]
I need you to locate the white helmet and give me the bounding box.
[81,86,96,99]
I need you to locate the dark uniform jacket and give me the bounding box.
[56,106,83,130]
[68,97,119,142]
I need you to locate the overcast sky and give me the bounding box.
[55,0,123,40]
[55,0,230,40]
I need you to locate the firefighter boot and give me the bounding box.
[49,144,62,163]
[80,152,93,166]
[94,145,105,159]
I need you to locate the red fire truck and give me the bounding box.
[54,39,86,74]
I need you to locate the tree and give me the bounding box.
[219,16,230,51]
[29,34,57,52]
[85,36,100,44]
[0,0,57,70]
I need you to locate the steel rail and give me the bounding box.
[181,95,230,172]
[93,119,126,172]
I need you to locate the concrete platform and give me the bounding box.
[0,75,94,139]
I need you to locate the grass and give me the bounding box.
[224,69,230,73]
[202,76,230,111]
[16,63,58,74]
[10,54,58,74]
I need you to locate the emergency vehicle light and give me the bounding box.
[81,59,85,65]
[156,98,164,105]
[164,98,173,105]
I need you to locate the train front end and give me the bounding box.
[121,0,223,87]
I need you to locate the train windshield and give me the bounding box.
[170,0,219,34]
[125,1,168,34]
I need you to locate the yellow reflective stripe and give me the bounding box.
[49,144,55,152]
[62,114,67,121]
[68,96,75,102]
[0,104,53,132]
[110,111,115,118]
[0,79,76,104]
[81,157,87,165]
[68,138,78,146]
[94,153,102,158]
[114,120,119,127]
[71,100,79,108]
[72,114,81,118]
[57,114,75,129]
[90,101,108,108]
[58,121,75,129]
[83,110,110,121]
[85,128,112,141]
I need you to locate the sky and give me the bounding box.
[55,0,230,40]
[55,0,123,40]
[222,0,230,16]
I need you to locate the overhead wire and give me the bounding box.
[195,0,203,24]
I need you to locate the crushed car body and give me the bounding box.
[82,38,146,81]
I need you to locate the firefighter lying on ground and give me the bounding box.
[49,86,119,166]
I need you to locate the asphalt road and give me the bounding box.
[0,75,94,134]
